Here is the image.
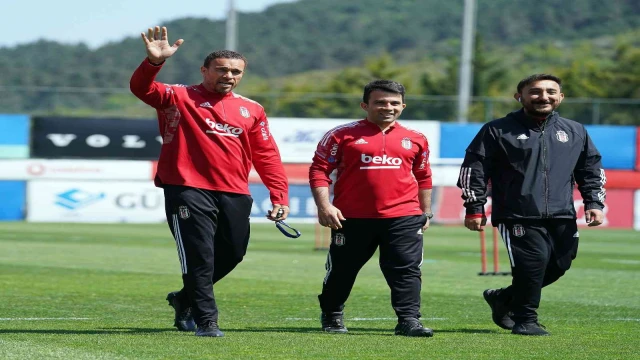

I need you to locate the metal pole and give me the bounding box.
[592,100,601,124]
[226,0,237,51]
[457,0,477,123]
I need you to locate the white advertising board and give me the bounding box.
[27,180,166,223]
[26,181,319,224]
[0,159,152,180]
[431,165,462,187]
[268,118,441,163]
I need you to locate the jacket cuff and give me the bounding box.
[417,176,433,189]
[309,179,331,188]
[584,202,604,211]
[465,204,485,218]
[270,193,289,206]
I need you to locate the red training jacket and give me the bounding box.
[130,59,288,205]
[309,119,432,218]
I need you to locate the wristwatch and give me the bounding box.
[424,212,434,220]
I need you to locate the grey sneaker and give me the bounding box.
[483,289,514,330]
[166,291,196,332]
[321,312,348,333]
[512,321,549,336]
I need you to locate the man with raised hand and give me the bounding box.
[130,26,290,337]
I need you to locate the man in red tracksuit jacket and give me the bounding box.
[309,80,434,337]
[130,26,289,337]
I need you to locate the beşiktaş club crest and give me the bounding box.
[239,106,250,118]
[334,233,345,246]
[556,130,569,143]
[401,137,413,150]
[178,206,190,219]
[513,224,525,237]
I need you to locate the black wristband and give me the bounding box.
[147,58,165,66]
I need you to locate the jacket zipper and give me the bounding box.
[382,129,387,154]
[219,98,228,122]
[541,122,549,217]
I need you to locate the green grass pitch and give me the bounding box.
[0,222,638,359]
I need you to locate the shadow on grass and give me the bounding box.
[225,327,502,335]
[435,328,502,334]
[0,327,503,336]
[0,327,391,336]
[0,328,176,335]
[224,326,393,336]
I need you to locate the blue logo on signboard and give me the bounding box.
[55,189,106,210]
[283,130,326,143]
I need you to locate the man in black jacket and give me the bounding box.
[457,74,606,336]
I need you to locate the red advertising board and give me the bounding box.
[435,187,634,228]
[636,126,640,171]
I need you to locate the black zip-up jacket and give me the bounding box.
[457,109,606,222]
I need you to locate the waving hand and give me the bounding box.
[141,26,184,64]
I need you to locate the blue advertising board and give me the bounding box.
[440,123,636,170]
[249,184,315,220]
[0,114,30,158]
[585,125,636,170]
[0,181,26,220]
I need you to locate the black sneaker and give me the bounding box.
[166,291,196,332]
[321,312,348,333]
[394,319,434,337]
[195,321,225,337]
[483,289,515,330]
[512,321,549,336]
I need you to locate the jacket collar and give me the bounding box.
[512,108,558,131]
[362,118,398,133]
[197,84,235,99]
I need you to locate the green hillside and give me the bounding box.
[0,0,639,122]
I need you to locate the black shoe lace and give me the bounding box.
[202,320,219,329]
[177,306,192,320]
[323,314,344,328]
[402,319,423,331]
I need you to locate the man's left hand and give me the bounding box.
[422,218,430,232]
[267,204,290,221]
[585,209,604,227]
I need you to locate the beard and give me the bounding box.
[524,101,557,117]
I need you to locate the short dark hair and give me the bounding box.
[203,50,248,68]
[517,74,562,93]
[363,80,406,103]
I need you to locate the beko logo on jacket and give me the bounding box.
[205,118,243,137]
[360,154,402,169]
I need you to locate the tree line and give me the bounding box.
[0,0,638,123]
